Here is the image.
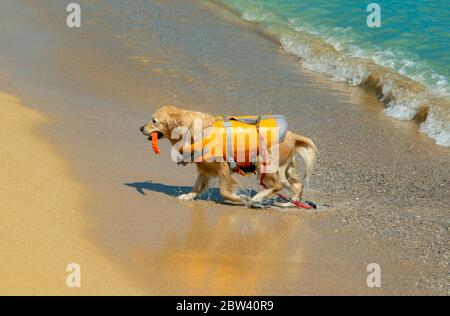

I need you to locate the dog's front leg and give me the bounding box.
[217,165,249,204]
[177,173,209,201]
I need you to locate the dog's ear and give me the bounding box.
[160,107,214,140]
[165,113,187,130]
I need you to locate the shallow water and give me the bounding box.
[214,0,450,146]
[218,0,449,91]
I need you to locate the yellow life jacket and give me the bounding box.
[180,115,288,169]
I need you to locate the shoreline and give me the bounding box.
[0,0,448,295]
[209,0,450,148]
[0,91,146,295]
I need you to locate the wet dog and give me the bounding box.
[141,105,317,206]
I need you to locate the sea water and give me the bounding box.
[213,0,450,146]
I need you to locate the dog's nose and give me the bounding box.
[140,125,145,133]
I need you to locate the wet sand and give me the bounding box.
[0,0,448,295]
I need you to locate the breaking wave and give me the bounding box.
[211,0,450,147]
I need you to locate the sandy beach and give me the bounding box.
[0,0,448,295]
[0,92,146,295]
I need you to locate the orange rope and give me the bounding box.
[151,132,160,155]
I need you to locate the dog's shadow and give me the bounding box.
[125,181,258,203]
[125,181,257,203]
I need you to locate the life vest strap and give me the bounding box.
[222,116,238,170]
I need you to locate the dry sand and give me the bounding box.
[0,92,145,295]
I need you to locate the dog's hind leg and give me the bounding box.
[278,164,291,190]
[251,172,283,203]
[178,173,209,201]
[286,164,303,201]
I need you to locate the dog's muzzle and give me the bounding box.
[140,124,154,136]
[141,125,164,140]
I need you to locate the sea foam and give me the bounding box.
[213,0,450,147]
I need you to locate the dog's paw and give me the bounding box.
[273,201,294,208]
[177,193,197,201]
[238,194,251,202]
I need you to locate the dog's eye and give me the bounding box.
[152,117,157,124]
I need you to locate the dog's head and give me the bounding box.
[140,105,178,141]
[140,105,215,143]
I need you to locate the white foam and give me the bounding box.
[280,35,368,86]
[242,13,450,148]
[241,5,272,22]
[384,101,419,121]
[420,111,450,147]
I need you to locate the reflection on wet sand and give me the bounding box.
[130,202,306,295]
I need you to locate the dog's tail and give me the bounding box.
[294,133,317,186]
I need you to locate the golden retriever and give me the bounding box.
[140,105,317,207]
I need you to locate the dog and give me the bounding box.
[140,105,317,206]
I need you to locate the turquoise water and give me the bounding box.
[214,0,450,146]
[217,0,449,96]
